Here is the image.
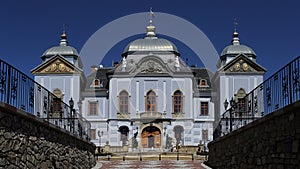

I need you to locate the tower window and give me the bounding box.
[235,88,247,116]
[52,98,62,117]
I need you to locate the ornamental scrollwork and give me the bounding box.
[140,60,164,73]
[0,70,6,93]
[293,69,299,93]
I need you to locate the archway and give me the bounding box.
[174,126,184,145]
[119,126,129,146]
[141,126,161,148]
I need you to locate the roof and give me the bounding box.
[84,67,114,91]
[42,46,79,57]
[221,44,256,56]
[41,33,79,59]
[123,37,179,53]
[221,30,256,57]
[123,20,179,54]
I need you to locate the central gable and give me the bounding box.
[131,56,171,75]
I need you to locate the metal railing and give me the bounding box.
[215,56,300,138]
[0,59,91,141]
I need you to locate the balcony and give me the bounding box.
[172,112,185,118]
[140,112,162,119]
[117,113,130,119]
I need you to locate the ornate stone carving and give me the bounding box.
[140,60,165,73]
[41,59,74,73]
[228,59,256,72]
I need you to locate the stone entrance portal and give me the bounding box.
[141,126,161,148]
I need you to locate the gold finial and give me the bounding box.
[60,24,68,46]
[61,24,67,39]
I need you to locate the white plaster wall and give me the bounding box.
[218,74,264,116]
[35,74,81,109]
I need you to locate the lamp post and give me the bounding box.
[98,130,104,154]
[69,98,74,133]
[224,98,236,132]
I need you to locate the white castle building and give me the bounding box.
[32,18,265,151]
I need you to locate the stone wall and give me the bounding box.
[0,103,96,169]
[207,101,300,169]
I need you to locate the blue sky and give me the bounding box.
[0,0,299,78]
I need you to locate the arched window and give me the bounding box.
[146,90,156,112]
[173,90,183,113]
[236,88,247,116]
[119,91,129,114]
[94,79,100,86]
[90,79,103,88]
[52,89,63,117]
[200,79,207,86]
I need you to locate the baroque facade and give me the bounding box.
[32,19,264,151]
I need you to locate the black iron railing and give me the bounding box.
[0,59,91,141]
[215,56,300,138]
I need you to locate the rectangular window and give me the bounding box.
[88,101,98,116]
[90,129,96,140]
[119,92,129,114]
[202,129,208,141]
[173,91,183,113]
[200,102,209,116]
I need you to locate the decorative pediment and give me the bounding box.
[41,59,74,73]
[32,55,81,74]
[227,59,256,72]
[223,55,266,73]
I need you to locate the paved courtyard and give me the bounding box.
[94,160,207,169]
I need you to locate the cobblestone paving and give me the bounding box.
[97,160,206,169]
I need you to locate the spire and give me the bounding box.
[146,7,156,38]
[60,24,68,46]
[232,18,240,45]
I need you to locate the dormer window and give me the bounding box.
[200,79,207,86]
[197,79,209,88]
[90,79,103,88]
[94,79,99,86]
